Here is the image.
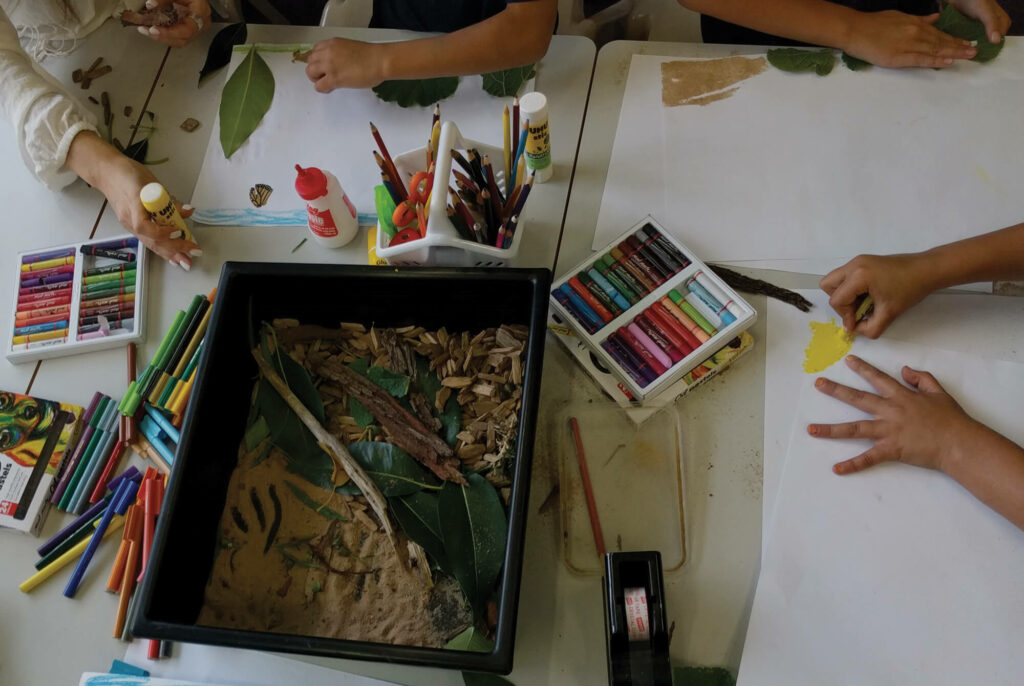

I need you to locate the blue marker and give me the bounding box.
[139,416,176,466]
[64,478,138,598]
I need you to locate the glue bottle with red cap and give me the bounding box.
[294,164,359,248]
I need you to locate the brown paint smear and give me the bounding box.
[661,57,767,107]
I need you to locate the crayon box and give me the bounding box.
[548,216,756,407]
[6,235,147,364]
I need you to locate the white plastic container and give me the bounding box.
[294,164,359,248]
[375,122,526,267]
[519,91,552,183]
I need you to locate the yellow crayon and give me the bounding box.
[12,329,66,345]
[21,256,75,272]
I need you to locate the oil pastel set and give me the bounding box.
[6,235,147,364]
[549,217,756,401]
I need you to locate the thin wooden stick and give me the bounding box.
[251,347,396,546]
[569,417,605,557]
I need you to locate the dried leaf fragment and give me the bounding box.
[180,117,201,132]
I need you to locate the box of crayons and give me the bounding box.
[375,121,530,267]
[549,217,756,401]
[6,235,146,364]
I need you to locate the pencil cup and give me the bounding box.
[375,122,525,267]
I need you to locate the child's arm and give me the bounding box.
[808,355,1024,531]
[305,0,557,92]
[678,0,1010,68]
[821,223,1024,338]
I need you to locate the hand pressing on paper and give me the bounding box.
[820,253,935,338]
[807,354,1024,530]
[305,38,385,92]
[842,10,977,68]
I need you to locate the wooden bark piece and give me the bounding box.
[121,6,181,27]
[250,347,397,546]
[318,358,466,485]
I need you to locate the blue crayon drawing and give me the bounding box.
[192,208,377,228]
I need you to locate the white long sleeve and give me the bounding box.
[0,7,99,189]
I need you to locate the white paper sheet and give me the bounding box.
[595,47,1024,274]
[742,335,1024,685]
[123,641,399,686]
[763,289,1024,552]
[191,47,534,227]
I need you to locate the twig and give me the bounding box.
[707,263,814,312]
[251,347,397,547]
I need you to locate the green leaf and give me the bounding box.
[672,665,736,686]
[766,48,835,75]
[244,415,270,451]
[284,480,349,521]
[349,397,374,428]
[481,64,536,98]
[934,4,1004,62]
[219,45,275,158]
[414,355,441,406]
[372,77,460,108]
[349,357,370,375]
[390,492,448,571]
[439,473,508,618]
[462,673,512,686]
[258,378,334,489]
[200,23,247,86]
[841,52,871,71]
[447,627,494,653]
[367,366,411,398]
[441,393,461,447]
[347,441,439,496]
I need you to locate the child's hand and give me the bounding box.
[305,38,385,92]
[949,0,1011,44]
[820,253,934,338]
[136,1,211,48]
[807,355,986,476]
[843,10,977,67]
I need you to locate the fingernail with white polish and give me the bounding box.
[182,204,194,211]
[137,26,149,36]
[189,249,203,257]
[149,26,160,35]
[177,259,191,272]
[169,230,183,239]
[146,0,158,7]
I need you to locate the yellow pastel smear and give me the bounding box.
[802,319,853,373]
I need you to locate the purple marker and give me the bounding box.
[37,494,111,556]
[50,392,102,504]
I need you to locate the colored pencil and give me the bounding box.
[503,105,511,184]
[568,417,605,556]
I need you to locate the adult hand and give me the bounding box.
[807,355,987,476]
[843,10,977,67]
[950,0,1012,44]
[137,0,211,48]
[96,155,201,271]
[819,253,934,338]
[305,38,385,92]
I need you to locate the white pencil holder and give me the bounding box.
[375,121,524,267]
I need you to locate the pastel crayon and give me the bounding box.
[644,305,695,356]
[607,332,658,384]
[79,293,135,309]
[16,305,70,322]
[22,247,75,263]
[619,326,668,376]
[21,256,75,272]
[596,255,642,303]
[609,247,655,293]
[630,232,680,278]
[18,285,71,304]
[600,339,648,387]
[618,240,665,287]
[635,312,685,363]
[83,268,137,286]
[21,272,73,288]
[17,280,72,297]
[80,311,134,327]
[80,245,135,262]
[81,303,134,319]
[691,270,744,320]
[82,283,136,299]
[10,338,67,352]
[568,277,614,323]
[555,284,601,333]
[685,277,735,325]
[20,264,75,279]
[626,322,673,370]
[578,272,622,317]
[15,294,71,311]
[14,320,68,336]
[12,329,65,345]
[587,268,631,311]
[78,329,130,341]
[89,237,139,251]
[657,298,708,346]
[625,235,672,281]
[15,312,70,329]
[640,225,691,269]
[51,392,103,504]
[667,290,717,335]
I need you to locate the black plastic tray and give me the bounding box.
[132,262,551,674]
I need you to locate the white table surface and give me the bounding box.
[2,27,600,686]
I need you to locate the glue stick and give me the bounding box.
[519,92,552,183]
[140,182,195,243]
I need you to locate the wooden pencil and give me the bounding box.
[569,417,605,557]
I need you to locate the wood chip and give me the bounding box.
[458,444,486,461]
[72,69,83,83]
[441,376,474,389]
[180,117,200,132]
[471,384,495,397]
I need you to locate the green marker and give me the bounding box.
[58,398,109,510]
[139,308,188,399]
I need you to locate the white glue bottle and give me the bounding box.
[519,91,552,183]
[294,164,359,248]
